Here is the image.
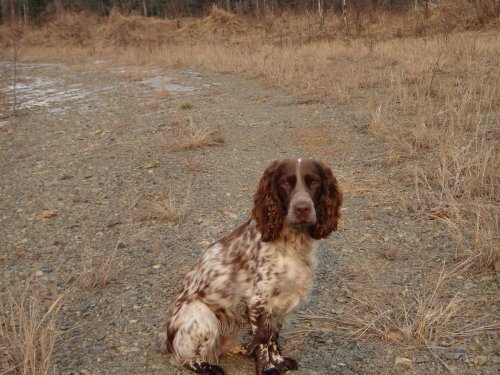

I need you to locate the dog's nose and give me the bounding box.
[294,201,312,216]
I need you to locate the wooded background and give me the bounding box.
[0,0,446,22]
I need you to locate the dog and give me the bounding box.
[161,158,342,374]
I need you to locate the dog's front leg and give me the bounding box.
[267,328,298,373]
[246,299,281,375]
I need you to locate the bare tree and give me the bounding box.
[343,0,348,35]
[318,0,324,25]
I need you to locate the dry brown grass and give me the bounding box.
[295,265,465,344]
[132,189,191,224]
[184,154,203,172]
[166,116,224,151]
[294,264,499,371]
[0,282,71,375]
[81,231,124,288]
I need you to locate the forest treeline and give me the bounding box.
[0,0,472,22]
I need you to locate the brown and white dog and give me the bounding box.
[161,159,342,375]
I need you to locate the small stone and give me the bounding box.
[464,282,477,290]
[129,319,138,324]
[74,302,90,312]
[35,270,44,277]
[152,264,160,269]
[124,289,138,297]
[106,216,122,227]
[413,354,429,363]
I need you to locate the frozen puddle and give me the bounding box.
[140,75,196,93]
[4,76,88,112]
[1,63,197,116]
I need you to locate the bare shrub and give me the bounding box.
[0,282,71,375]
[1,21,24,117]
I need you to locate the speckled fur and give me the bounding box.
[163,159,342,375]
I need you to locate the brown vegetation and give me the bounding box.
[0,282,71,375]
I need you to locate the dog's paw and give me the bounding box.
[274,357,298,372]
[263,367,281,375]
[201,363,226,375]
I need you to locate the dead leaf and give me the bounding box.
[386,330,402,342]
[42,210,57,218]
[395,356,413,367]
[143,162,159,169]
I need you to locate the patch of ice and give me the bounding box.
[141,76,196,93]
[3,76,89,111]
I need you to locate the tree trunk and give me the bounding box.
[9,0,15,20]
[343,0,348,36]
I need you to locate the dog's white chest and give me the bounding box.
[268,251,314,316]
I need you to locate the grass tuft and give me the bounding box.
[132,189,191,224]
[0,282,71,375]
[166,116,224,151]
[179,102,193,110]
[81,233,123,289]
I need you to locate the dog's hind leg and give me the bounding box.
[169,301,225,374]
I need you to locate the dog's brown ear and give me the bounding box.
[309,161,343,239]
[252,161,286,242]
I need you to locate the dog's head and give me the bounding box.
[252,159,343,242]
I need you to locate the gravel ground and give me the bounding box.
[1,62,498,375]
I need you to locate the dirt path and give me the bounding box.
[1,62,497,375]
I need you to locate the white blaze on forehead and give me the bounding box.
[295,158,304,188]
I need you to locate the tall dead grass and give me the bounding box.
[0,282,71,375]
[294,263,499,369]
[295,266,465,345]
[369,33,499,273]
